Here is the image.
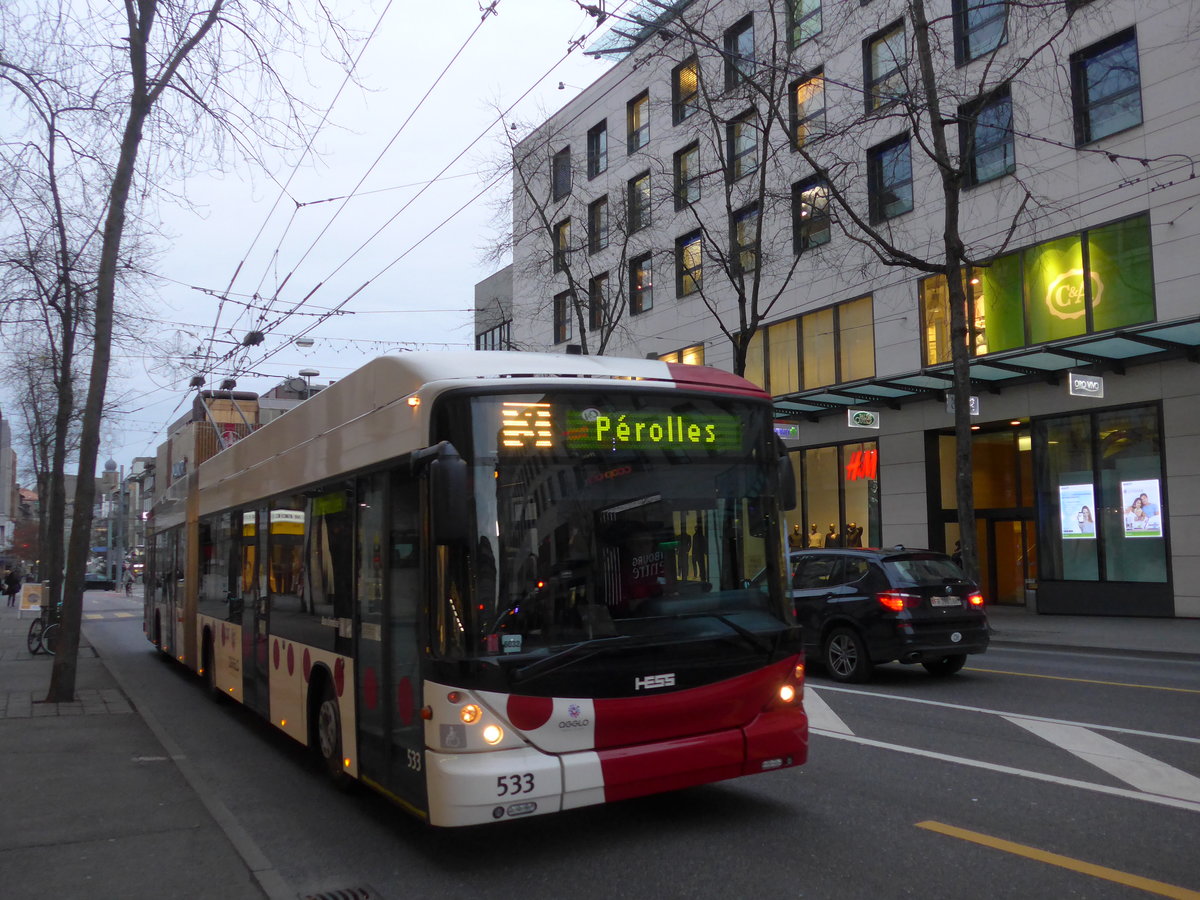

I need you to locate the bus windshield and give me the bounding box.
[432,389,790,661]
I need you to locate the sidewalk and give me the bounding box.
[0,601,271,900]
[986,603,1200,658]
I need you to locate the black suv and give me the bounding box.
[785,546,989,682]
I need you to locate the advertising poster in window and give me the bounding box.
[1059,484,1096,539]
[1122,479,1163,538]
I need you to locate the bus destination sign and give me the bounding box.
[566,409,743,451]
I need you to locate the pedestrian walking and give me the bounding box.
[4,567,21,607]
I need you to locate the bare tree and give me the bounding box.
[0,0,357,701]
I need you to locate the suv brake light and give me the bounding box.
[877,591,920,612]
[968,592,984,607]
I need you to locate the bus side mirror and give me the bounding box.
[777,438,797,511]
[429,445,470,546]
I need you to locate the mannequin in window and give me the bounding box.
[845,522,862,547]
[788,524,805,550]
[807,523,822,548]
[825,523,840,548]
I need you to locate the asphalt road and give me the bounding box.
[81,593,1200,900]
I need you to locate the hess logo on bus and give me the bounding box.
[635,673,675,691]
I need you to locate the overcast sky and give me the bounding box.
[55,1,619,475]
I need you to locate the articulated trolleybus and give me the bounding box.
[146,352,808,826]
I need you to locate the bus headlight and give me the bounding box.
[482,724,504,745]
[779,684,796,704]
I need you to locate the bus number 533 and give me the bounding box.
[497,773,535,796]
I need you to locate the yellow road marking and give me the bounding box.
[113,612,135,618]
[917,821,1200,899]
[83,613,103,620]
[966,667,1200,695]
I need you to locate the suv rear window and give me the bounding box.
[883,555,966,587]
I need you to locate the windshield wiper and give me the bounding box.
[655,612,778,655]
[512,634,635,682]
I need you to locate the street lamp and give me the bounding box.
[298,368,319,399]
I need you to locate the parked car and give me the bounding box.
[83,572,116,591]
[779,546,989,683]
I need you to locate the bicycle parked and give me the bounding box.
[27,603,61,656]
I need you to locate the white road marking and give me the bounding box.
[804,688,854,735]
[1004,716,1200,803]
[812,729,1200,814]
[817,683,1200,745]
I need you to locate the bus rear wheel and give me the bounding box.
[313,680,350,788]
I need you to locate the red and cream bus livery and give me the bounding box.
[146,352,808,826]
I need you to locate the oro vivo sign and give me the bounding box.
[1069,372,1105,399]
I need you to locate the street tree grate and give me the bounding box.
[300,886,381,900]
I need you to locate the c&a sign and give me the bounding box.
[1046,269,1103,321]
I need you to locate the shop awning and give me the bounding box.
[773,315,1200,421]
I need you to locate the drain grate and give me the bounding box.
[300,886,380,900]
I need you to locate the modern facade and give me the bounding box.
[491,0,1200,617]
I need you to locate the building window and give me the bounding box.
[960,86,1014,185]
[551,147,571,201]
[674,142,701,209]
[475,320,511,351]
[553,291,573,344]
[586,120,607,178]
[588,196,609,253]
[865,20,906,111]
[801,296,875,389]
[659,344,705,366]
[676,230,703,297]
[627,91,649,153]
[1072,29,1142,145]
[727,110,758,181]
[630,253,653,314]
[789,0,821,46]
[724,16,755,88]
[1035,405,1167,590]
[552,219,571,272]
[954,0,1006,63]
[673,57,699,124]
[732,205,759,274]
[790,70,825,149]
[867,134,912,222]
[793,177,830,253]
[588,273,608,331]
[628,171,651,232]
[918,214,1154,365]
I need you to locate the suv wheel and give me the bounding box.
[922,654,967,677]
[823,627,872,683]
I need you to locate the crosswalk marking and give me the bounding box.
[804,688,854,735]
[1005,716,1200,803]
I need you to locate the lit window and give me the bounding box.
[791,71,825,148]
[676,231,702,297]
[673,58,699,124]
[628,91,649,153]
[793,178,830,253]
[552,219,571,272]
[733,205,759,274]
[659,344,705,366]
[630,254,653,315]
